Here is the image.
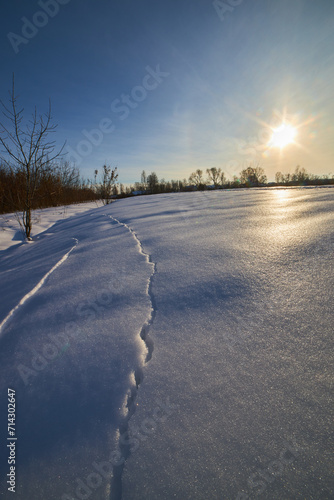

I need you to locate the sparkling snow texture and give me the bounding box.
[0,188,333,499]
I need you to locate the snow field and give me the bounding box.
[0,207,153,499]
[0,187,333,499]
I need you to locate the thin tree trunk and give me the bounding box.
[25,166,31,239]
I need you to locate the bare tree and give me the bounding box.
[189,169,204,188]
[171,179,180,192]
[147,172,159,194]
[0,76,65,239]
[239,163,267,187]
[100,165,118,204]
[292,165,308,184]
[141,170,147,190]
[206,167,222,188]
[57,161,79,188]
[275,171,283,184]
[220,171,227,186]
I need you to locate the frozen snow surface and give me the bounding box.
[0,187,333,500]
[0,201,103,251]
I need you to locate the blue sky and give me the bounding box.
[1,0,334,184]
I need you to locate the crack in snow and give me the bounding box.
[106,216,156,500]
[0,238,78,338]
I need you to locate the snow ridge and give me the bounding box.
[0,238,79,338]
[107,215,156,500]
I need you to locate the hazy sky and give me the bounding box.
[1,0,334,184]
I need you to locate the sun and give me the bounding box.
[269,123,297,149]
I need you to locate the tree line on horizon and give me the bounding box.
[0,77,333,239]
[130,164,334,195]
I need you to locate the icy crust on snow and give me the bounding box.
[106,188,334,500]
[0,207,153,500]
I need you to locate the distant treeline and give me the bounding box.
[1,162,333,214]
[1,78,332,237]
[0,162,97,214]
[122,165,334,197]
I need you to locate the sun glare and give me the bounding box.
[269,123,297,149]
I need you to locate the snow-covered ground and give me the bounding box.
[0,201,103,251]
[0,187,333,500]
